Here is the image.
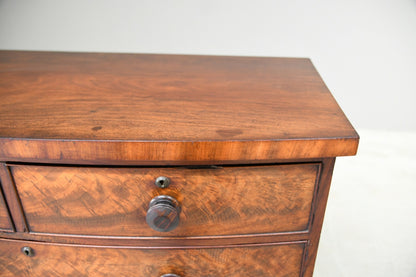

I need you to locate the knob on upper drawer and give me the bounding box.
[146,195,181,232]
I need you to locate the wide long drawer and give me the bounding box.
[0,238,306,277]
[10,163,319,237]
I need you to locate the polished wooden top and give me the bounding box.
[0,51,358,164]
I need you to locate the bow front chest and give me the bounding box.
[0,51,358,276]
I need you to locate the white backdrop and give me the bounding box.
[1,0,415,131]
[1,1,416,276]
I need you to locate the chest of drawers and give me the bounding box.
[0,51,358,276]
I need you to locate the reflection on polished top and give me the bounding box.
[0,51,358,164]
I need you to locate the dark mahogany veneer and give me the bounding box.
[0,51,358,276]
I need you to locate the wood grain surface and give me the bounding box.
[0,50,359,164]
[0,163,28,232]
[11,163,319,237]
[0,238,305,277]
[0,186,12,231]
[302,158,335,276]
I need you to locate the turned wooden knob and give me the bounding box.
[146,195,181,232]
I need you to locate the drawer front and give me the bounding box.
[0,188,12,231]
[11,164,319,236]
[0,239,305,276]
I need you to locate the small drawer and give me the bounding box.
[0,188,13,231]
[11,163,319,237]
[0,238,305,276]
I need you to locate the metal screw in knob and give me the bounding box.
[160,274,181,277]
[21,246,35,257]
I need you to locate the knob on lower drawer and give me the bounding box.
[146,195,181,232]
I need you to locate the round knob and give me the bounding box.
[146,195,181,232]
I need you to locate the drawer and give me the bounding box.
[0,238,305,276]
[11,163,319,237]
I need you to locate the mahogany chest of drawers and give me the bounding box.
[0,51,358,276]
